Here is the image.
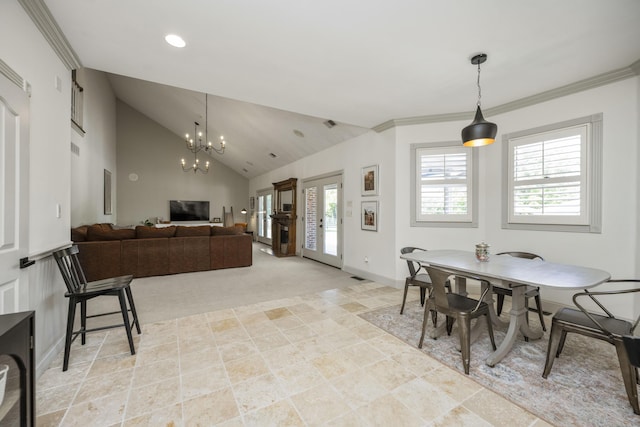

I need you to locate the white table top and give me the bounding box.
[401,250,610,290]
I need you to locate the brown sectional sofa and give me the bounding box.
[71,223,252,281]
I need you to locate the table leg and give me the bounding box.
[455,276,467,296]
[485,285,543,366]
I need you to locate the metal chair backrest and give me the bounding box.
[400,247,425,278]
[425,266,452,310]
[573,279,640,335]
[53,245,88,294]
[496,251,544,261]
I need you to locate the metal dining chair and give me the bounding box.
[542,279,640,414]
[400,247,451,315]
[419,266,496,374]
[53,245,141,371]
[493,252,546,332]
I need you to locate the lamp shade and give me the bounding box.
[462,106,497,147]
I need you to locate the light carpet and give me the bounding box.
[359,302,639,427]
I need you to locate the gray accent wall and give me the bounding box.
[116,100,249,226]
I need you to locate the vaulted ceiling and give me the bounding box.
[42,0,640,178]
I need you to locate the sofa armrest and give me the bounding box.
[211,234,252,269]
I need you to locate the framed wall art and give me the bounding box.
[361,200,378,231]
[361,164,378,196]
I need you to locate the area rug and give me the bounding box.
[359,303,639,427]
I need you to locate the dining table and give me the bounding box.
[400,249,611,366]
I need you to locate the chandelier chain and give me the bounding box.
[181,93,226,174]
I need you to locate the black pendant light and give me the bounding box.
[461,53,497,147]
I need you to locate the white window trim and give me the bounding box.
[410,141,478,228]
[502,114,603,233]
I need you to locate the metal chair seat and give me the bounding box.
[419,266,496,374]
[542,280,640,415]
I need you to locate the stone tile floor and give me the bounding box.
[36,282,552,426]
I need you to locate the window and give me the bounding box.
[411,142,477,227]
[503,114,602,232]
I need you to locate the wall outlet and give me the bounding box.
[56,203,61,218]
[364,256,369,263]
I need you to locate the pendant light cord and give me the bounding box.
[476,61,482,107]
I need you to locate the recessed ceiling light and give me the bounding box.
[165,34,186,48]
[293,129,304,138]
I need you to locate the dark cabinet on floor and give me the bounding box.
[0,311,35,426]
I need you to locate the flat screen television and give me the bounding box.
[169,200,210,222]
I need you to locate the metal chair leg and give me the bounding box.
[458,313,471,375]
[534,294,546,331]
[400,281,410,315]
[542,323,564,378]
[496,294,505,316]
[418,299,432,348]
[614,341,640,414]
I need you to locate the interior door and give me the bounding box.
[303,174,342,268]
[256,189,272,245]
[0,72,30,314]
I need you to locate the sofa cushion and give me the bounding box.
[175,225,211,237]
[71,225,89,242]
[211,226,244,236]
[136,225,176,238]
[87,224,135,241]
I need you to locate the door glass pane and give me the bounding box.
[265,194,272,239]
[257,196,265,237]
[305,187,317,251]
[324,184,338,256]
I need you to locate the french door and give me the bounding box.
[303,174,342,268]
[0,70,30,314]
[256,188,272,245]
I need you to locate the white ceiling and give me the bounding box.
[44,0,640,178]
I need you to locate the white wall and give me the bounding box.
[249,128,397,285]
[0,0,72,376]
[116,101,249,225]
[250,76,640,319]
[395,77,639,317]
[71,68,118,226]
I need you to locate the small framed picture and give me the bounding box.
[212,217,222,223]
[361,164,379,196]
[361,201,378,231]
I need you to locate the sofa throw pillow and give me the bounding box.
[175,225,211,237]
[211,226,243,236]
[86,225,135,241]
[136,225,176,238]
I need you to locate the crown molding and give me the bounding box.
[0,58,27,91]
[373,59,640,133]
[19,0,81,70]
